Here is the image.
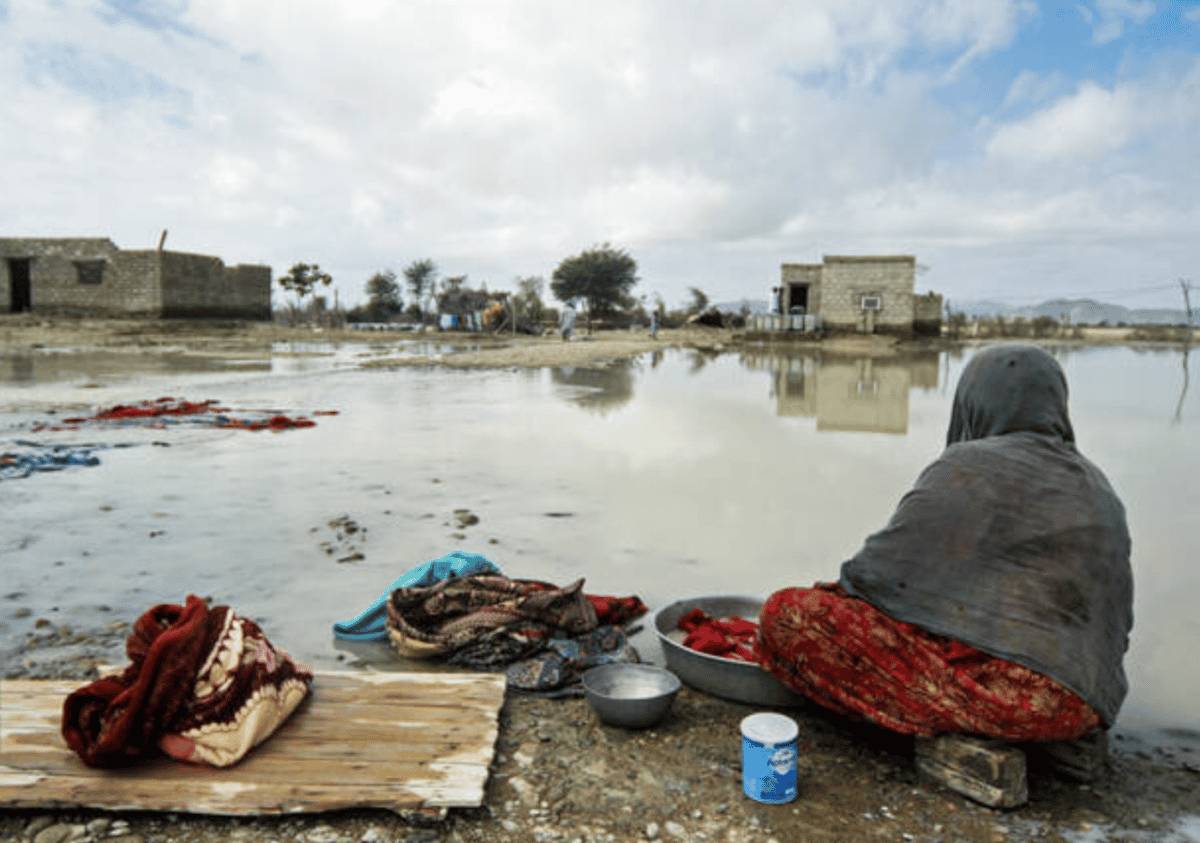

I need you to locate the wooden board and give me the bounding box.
[0,670,506,814]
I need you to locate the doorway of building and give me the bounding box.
[7,258,32,313]
[787,284,809,314]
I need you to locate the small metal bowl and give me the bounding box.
[581,663,682,728]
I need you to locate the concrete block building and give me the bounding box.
[0,237,271,319]
[775,255,942,335]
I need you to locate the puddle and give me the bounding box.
[0,342,1195,757]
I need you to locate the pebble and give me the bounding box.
[303,825,341,843]
[664,821,686,838]
[359,826,387,843]
[85,818,111,835]
[24,816,57,838]
[510,776,536,804]
[32,823,86,843]
[645,821,659,839]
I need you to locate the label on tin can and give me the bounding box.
[741,712,798,804]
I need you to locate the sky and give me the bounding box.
[2,0,1198,312]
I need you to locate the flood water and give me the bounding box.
[1,339,1196,756]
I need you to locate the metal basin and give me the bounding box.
[582,663,681,728]
[654,595,804,707]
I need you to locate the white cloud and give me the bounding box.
[986,82,1137,163]
[1001,69,1066,109]
[1087,0,1155,43]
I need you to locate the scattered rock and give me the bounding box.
[317,515,366,563]
[32,823,85,843]
[23,816,56,838]
[85,817,111,835]
[303,825,341,843]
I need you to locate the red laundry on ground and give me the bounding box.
[45,397,332,433]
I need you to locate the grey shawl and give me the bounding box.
[840,344,1133,725]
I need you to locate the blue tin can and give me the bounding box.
[741,712,798,804]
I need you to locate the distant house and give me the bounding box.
[0,237,271,319]
[771,255,942,335]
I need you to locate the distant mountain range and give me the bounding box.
[950,298,1191,326]
[714,297,1192,326]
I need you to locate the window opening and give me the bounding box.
[74,260,106,285]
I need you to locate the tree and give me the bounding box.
[278,263,332,318]
[437,275,491,323]
[550,243,639,334]
[403,259,438,324]
[364,269,402,320]
[512,275,546,329]
[687,286,710,315]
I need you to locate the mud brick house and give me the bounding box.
[775,255,942,335]
[0,237,271,319]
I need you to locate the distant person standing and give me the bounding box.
[559,302,577,342]
[650,311,659,339]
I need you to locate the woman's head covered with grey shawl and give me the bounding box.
[947,343,1075,445]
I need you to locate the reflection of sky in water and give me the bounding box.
[0,343,1195,752]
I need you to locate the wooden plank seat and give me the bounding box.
[0,670,506,815]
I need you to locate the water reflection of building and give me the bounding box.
[741,349,939,434]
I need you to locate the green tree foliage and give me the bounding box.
[278,263,333,316]
[364,269,402,320]
[550,243,639,334]
[403,259,438,323]
[687,286,710,315]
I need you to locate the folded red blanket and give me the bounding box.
[62,595,312,768]
[678,607,760,663]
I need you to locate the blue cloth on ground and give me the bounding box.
[331,551,500,641]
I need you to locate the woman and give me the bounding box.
[759,344,1133,743]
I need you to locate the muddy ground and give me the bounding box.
[2,316,1198,843]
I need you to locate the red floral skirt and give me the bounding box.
[758,584,1102,741]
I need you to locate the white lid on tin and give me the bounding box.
[740,712,798,745]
